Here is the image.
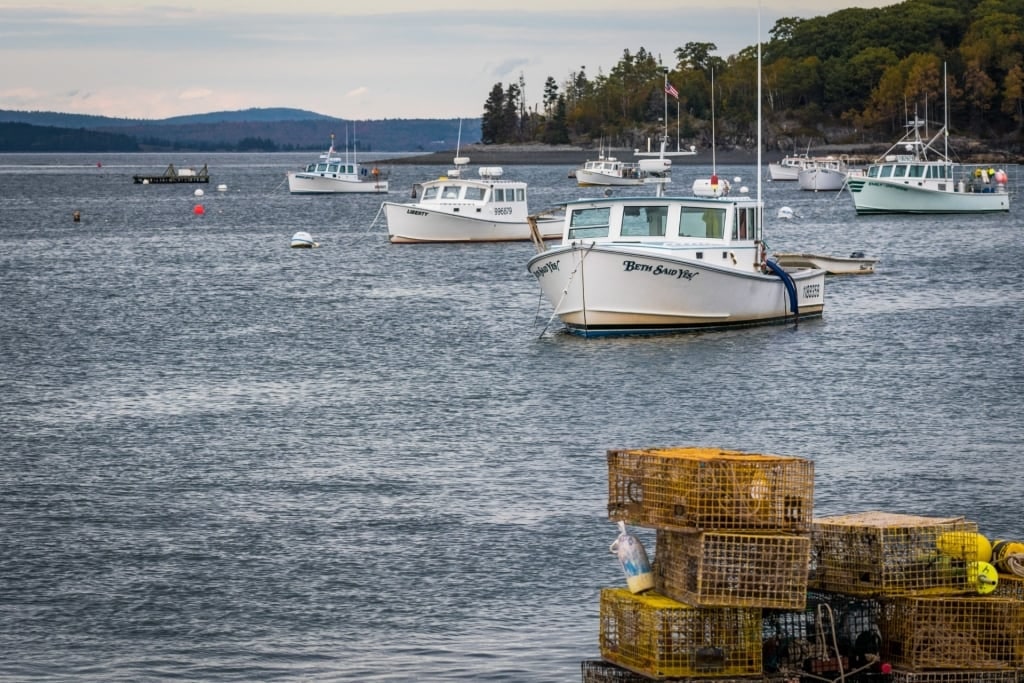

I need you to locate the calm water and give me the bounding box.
[1,153,1022,682]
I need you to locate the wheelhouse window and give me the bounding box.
[908,165,925,178]
[494,188,506,201]
[620,205,667,237]
[678,206,725,239]
[732,206,756,240]
[464,187,486,201]
[442,186,461,199]
[422,186,440,200]
[516,188,525,202]
[892,165,908,178]
[316,163,329,173]
[568,206,610,239]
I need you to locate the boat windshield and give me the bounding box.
[441,185,461,199]
[316,163,329,173]
[464,187,486,201]
[621,206,668,237]
[423,186,440,200]
[678,207,725,239]
[568,207,611,239]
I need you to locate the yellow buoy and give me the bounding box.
[966,561,999,594]
[992,540,1024,569]
[936,531,993,563]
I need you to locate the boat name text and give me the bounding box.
[405,209,429,216]
[531,260,561,279]
[623,260,698,280]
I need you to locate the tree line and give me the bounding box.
[480,0,1024,152]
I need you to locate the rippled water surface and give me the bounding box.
[2,153,1022,681]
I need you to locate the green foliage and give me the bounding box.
[480,0,1024,146]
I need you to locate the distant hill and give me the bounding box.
[0,108,483,152]
[0,122,140,152]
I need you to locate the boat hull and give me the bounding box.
[527,244,825,336]
[797,167,847,192]
[575,169,646,187]
[287,173,389,194]
[383,203,561,243]
[845,177,1009,214]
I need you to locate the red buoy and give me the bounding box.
[193,204,205,215]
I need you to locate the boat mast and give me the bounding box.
[757,1,762,204]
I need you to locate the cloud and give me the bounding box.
[346,87,369,98]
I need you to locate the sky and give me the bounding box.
[0,1,897,121]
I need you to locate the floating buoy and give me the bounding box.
[96,161,102,168]
[193,204,205,215]
[72,210,81,222]
[290,231,319,248]
[777,206,795,220]
[194,188,204,197]
[216,184,228,192]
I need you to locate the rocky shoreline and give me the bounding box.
[371,141,1022,166]
[371,144,760,166]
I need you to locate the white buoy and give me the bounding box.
[777,206,795,220]
[217,184,228,192]
[194,188,204,197]
[290,231,319,248]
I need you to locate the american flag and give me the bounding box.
[665,82,679,98]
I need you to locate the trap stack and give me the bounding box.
[592,447,815,681]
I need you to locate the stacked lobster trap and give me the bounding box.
[588,446,815,682]
[806,511,1024,682]
[582,447,1024,683]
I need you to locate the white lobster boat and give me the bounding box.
[382,157,561,243]
[287,134,389,194]
[526,182,825,337]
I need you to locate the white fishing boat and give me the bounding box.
[574,150,670,187]
[768,153,814,181]
[526,188,825,336]
[797,157,857,192]
[773,252,877,275]
[845,67,1010,214]
[287,134,389,194]
[844,117,1010,213]
[382,156,561,243]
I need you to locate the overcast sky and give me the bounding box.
[0,1,896,121]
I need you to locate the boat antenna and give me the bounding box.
[943,61,949,161]
[455,118,463,161]
[710,67,718,178]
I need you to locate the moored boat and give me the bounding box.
[797,157,859,192]
[845,68,1010,215]
[526,183,825,337]
[287,134,389,194]
[382,157,561,243]
[844,117,1010,214]
[773,251,877,274]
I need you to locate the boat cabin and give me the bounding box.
[564,197,762,245]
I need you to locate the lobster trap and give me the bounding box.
[599,587,763,679]
[607,447,814,533]
[879,595,1024,670]
[762,591,884,678]
[809,512,984,597]
[653,529,811,610]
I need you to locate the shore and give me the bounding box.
[371,144,762,166]
[371,141,1022,166]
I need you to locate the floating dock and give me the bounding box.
[133,163,209,184]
